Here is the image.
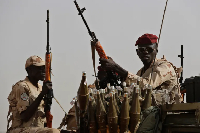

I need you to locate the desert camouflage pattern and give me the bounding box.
[7,77,59,133]
[125,55,182,106]
[25,55,45,69]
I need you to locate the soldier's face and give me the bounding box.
[28,65,46,81]
[136,43,158,64]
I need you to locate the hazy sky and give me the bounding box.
[0,0,200,131]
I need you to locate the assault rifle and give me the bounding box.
[44,10,54,128]
[74,0,121,89]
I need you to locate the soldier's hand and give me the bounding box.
[99,56,116,71]
[41,81,52,95]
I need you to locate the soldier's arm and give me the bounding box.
[20,92,45,122]
[18,81,51,122]
[99,57,175,88]
[99,57,129,79]
[125,62,175,88]
[113,63,129,79]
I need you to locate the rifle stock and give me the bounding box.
[95,41,108,59]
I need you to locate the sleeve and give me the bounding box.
[125,62,176,89]
[13,83,30,114]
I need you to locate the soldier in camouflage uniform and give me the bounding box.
[99,33,182,106]
[7,55,60,133]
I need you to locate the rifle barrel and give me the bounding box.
[181,45,183,76]
[46,10,50,54]
[179,45,183,83]
[74,1,96,40]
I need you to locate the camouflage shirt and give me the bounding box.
[7,77,46,130]
[125,56,182,106]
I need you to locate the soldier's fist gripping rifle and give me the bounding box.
[74,0,121,89]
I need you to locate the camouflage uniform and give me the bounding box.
[7,55,60,133]
[125,56,182,106]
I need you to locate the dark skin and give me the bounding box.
[136,43,158,72]
[20,65,52,122]
[97,70,107,81]
[99,42,158,79]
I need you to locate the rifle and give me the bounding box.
[178,45,184,84]
[74,0,121,89]
[178,45,185,100]
[44,9,54,128]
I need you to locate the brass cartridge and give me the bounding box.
[108,93,118,133]
[129,86,141,133]
[96,90,107,133]
[119,93,130,133]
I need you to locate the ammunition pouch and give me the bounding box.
[136,106,162,133]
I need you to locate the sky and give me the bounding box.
[0,0,200,131]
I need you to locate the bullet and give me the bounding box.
[78,71,89,113]
[124,87,128,94]
[100,89,107,113]
[111,86,120,115]
[96,90,107,133]
[141,84,152,111]
[130,86,141,133]
[122,82,126,95]
[141,84,148,99]
[74,99,80,130]
[78,71,89,133]
[107,83,111,94]
[115,89,119,105]
[108,93,118,133]
[119,93,130,133]
[88,96,98,133]
[129,83,136,105]
[116,86,122,98]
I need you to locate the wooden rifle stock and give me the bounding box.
[45,54,51,81]
[45,110,53,128]
[95,41,108,59]
[45,52,53,128]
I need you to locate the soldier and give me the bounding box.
[99,33,182,106]
[7,55,60,133]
